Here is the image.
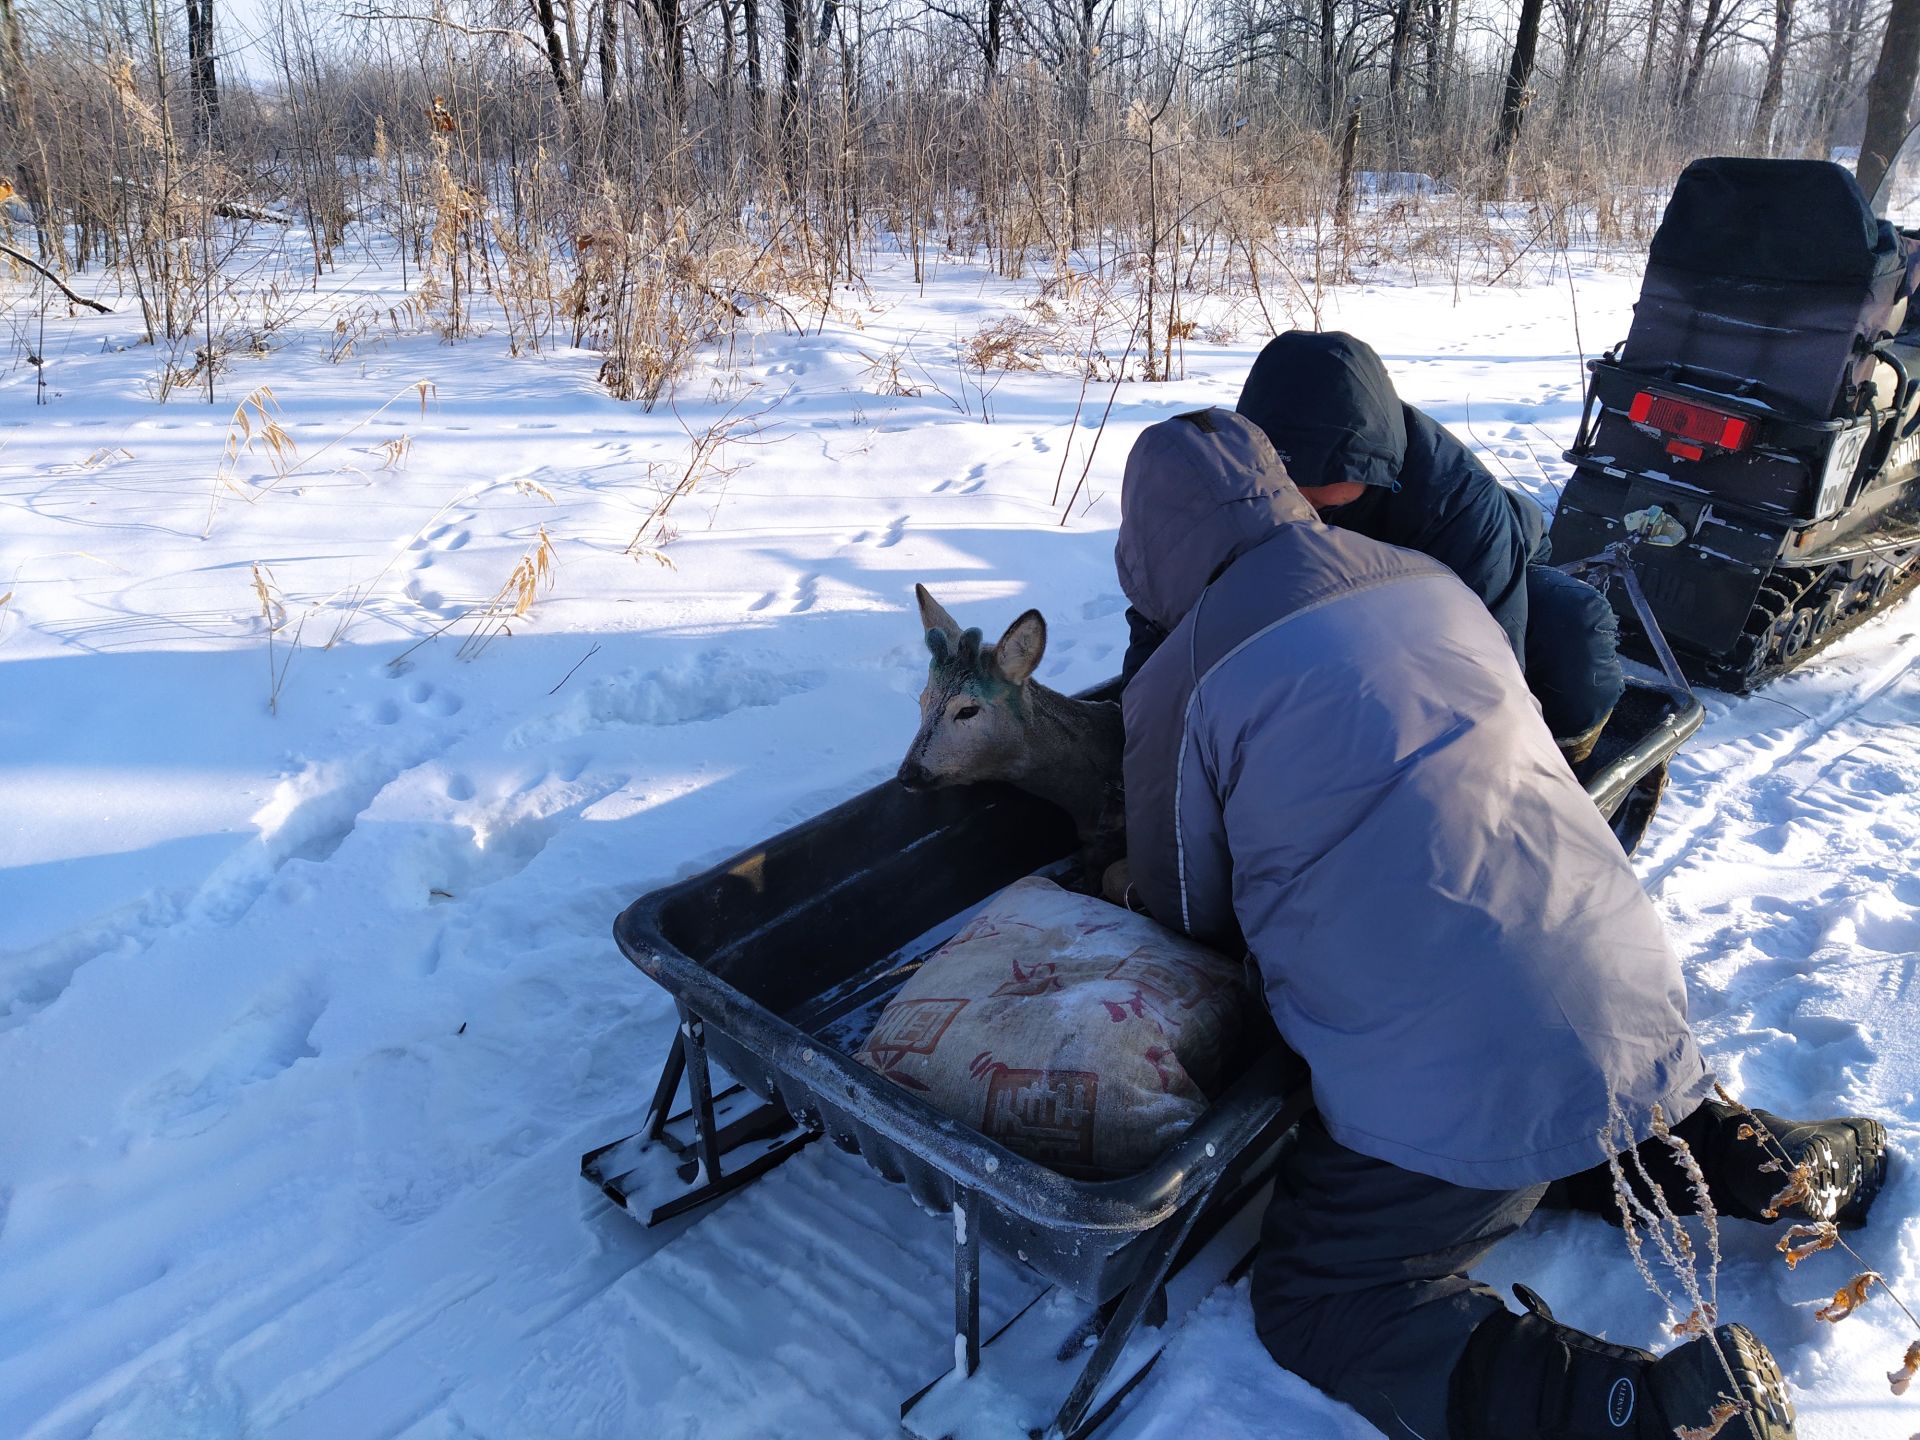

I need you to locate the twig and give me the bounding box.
[1060,305,1146,526]
[0,243,112,314]
[549,642,602,694]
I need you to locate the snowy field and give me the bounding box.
[3,231,1919,1439]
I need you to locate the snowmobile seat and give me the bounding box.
[1622,158,1906,423]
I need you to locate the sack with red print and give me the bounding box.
[854,876,1250,1178]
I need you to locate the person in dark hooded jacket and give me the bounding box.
[1121,331,1625,760]
[1115,406,1887,1440]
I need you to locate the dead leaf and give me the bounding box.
[1671,1304,1716,1337]
[1891,1340,1920,1396]
[1776,1221,1839,1269]
[1816,1273,1881,1322]
[1763,1162,1814,1219]
[1675,1400,1745,1439]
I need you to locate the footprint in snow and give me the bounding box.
[409,681,464,717]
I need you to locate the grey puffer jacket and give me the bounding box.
[1116,408,1711,1190]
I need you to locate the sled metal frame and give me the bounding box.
[899,1089,1311,1440]
[580,1003,819,1226]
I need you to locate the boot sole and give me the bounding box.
[1717,1324,1796,1437]
[1652,1324,1796,1438]
[1836,1117,1888,1229]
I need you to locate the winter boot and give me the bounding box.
[1450,1285,1795,1439]
[1556,711,1613,766]
[1749,1110,1889,1227]
[1684,1100,1890,1228]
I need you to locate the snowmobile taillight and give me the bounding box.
[1628,391,1750,457]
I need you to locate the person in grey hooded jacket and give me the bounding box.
[1115,407,1886,1440]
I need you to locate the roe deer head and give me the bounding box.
[898,584,1124,884]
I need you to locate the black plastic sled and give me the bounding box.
[582,665,1700,1440]
[1552,156,1920,692]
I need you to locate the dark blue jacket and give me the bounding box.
[1123,332,1548,681]
[1115,408,1710,1189]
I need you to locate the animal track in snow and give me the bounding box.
[408,681,464,717]
[398,768,628,912]
[131,978,326,1139]
[507,653,816,747]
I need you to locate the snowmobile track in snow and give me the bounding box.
[1637,624,1920,896]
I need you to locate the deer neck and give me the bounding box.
[1005,683,1124,841]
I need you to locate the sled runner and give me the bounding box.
[582,667,1700,1439]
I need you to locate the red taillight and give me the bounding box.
[1628,391,1750,456]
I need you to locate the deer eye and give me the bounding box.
[954,703,981,721]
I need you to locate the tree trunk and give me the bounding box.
[743,0,763,107]
[652,0,686,99]
[1422,0,1445,106]
[1386,0,1414,141]
[1678,0,1724,112]
[1667,0,1694,107]
[779,0,804,171]
[597,0,619,155]
[984,0,1003,88]
[1491,0,1546,166]
[599,0,618,97]
[1753,0,1793,153]
[1827,0,1868,149]
[186,0,220,143]
[531,0,584,134]
[1638,0,1665,99]
[1858,0,1920,201]
[1318,0,1338,129]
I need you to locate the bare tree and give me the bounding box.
[1491,0,1547,169]
[1751,0,1793,152]
[1858,0,1920,200]
[1678,0,1744,116]
[186,0,221,142]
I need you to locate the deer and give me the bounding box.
[896,584,1126,893]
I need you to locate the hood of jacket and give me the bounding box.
[1235,331,1407,492]
[1115,407,1318,634]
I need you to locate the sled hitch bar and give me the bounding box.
[1562,505,1696,700]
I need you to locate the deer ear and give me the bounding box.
[916,584,962,643]
[993,609,1046,685]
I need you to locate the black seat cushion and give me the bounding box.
[1623,158,1907,419]
[1650,157,1899,286]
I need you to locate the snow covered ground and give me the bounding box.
[3,229,1918,1439]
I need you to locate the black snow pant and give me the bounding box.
[1524,565,1625,743]
[1250,1102,1773,1440]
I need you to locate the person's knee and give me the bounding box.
[1525,567,1626,739]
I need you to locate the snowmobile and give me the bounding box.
[580,669,1697,1440]
[1549,154,1920,692]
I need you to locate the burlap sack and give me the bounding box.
[854,876,1249,1178]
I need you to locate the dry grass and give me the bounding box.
[249,560,305,714]
[626,398,777,566]
[207,387,296,535]
[457,525,557,660]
